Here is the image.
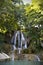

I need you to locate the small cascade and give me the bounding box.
[10,50,15,61]
[35,55,40,61]
[21,33,27,49]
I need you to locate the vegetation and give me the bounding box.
[0,0,43,54]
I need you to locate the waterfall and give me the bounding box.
[11,31,27,54]
[35,55,40,61]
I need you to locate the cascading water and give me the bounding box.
[11,31,27,54]
[21,32,27,49]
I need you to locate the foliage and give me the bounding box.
[0,0,43,53]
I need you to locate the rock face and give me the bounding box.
[0,52,10,61]
[11,53,40,61]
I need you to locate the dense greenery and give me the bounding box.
[0,0,43,53]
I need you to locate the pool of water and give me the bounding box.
[0,60,43,65]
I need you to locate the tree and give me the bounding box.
[32,0,43,11]
[0,0,26,32]
[23,0,43,52]
[0,0,18,31]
